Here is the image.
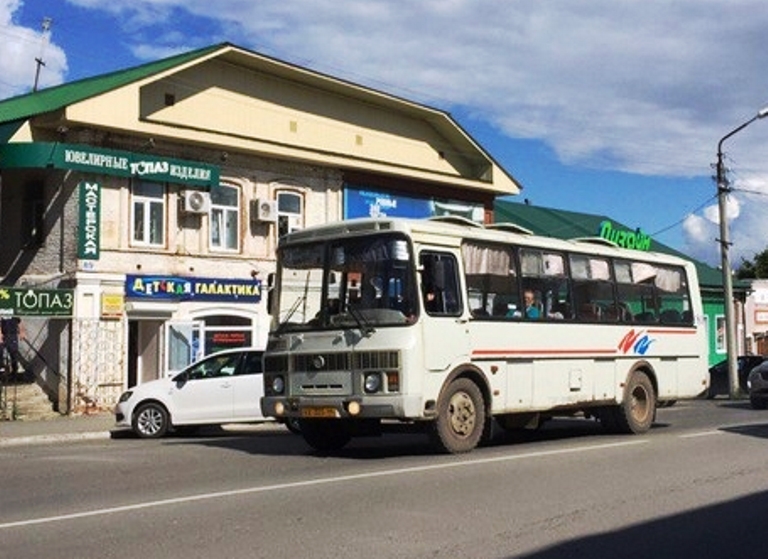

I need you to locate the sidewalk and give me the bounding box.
[0,412,115,447]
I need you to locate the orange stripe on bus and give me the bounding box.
[472,349,617,357]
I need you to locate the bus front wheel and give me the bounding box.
[299,419,351,452]
[429,377,485,454]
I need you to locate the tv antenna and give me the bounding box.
[33,17,52,92]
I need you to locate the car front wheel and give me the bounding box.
[133,402,170,438]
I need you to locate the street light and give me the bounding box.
[716,105,768,399]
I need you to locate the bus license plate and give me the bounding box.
[301,407,338,418]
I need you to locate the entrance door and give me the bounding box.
[419,250,470,371]
[129,319,163,384]
[165,320,203,377]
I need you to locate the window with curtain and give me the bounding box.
[462,242,519,318]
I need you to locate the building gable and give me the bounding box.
[1,43,519,196]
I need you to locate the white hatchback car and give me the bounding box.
[115,348,269,438]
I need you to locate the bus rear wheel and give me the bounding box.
[429,377,485,454]
[605,371,656,434]
[299,419,352,452]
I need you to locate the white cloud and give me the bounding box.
[5,0,768,265]
[685,186,768,267]
[682,213,718,264]
[111,0,768,178]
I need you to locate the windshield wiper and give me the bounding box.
[347,305,375,336]
[275,295,305,333]
[276,270,313,333]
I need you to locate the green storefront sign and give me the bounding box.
[0,142,219,187]
[0,288,74,316]
[598,220,652,251]
[78,181,100,260]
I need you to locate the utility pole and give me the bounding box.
[715,106,768,398]
[33,17,52,92]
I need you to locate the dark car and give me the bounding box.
[747,361,768,409]
[707,355,767,398]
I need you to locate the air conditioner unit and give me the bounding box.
[252,198,278,223]
[182,190,211,214]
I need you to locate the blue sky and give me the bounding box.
[3,0,768,268]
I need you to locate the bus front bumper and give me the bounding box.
[261,394,427,421]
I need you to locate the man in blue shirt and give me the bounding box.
[524,290,540,319]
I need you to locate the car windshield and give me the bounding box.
[274,233,417,332]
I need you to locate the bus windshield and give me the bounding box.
[275,233,417,332]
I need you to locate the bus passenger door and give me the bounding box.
[419,250,470,371]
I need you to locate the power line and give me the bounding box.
[650,194,718,237]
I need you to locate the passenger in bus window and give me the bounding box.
[524,289,540,319]
[423,287,442,313]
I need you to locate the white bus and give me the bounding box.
[261,216,708,453]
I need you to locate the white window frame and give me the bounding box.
[277,190,304,238]
[131,180,166,247]
[715,314,726,353]
[210,184,240,252]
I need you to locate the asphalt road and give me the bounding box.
[2,399,768,559]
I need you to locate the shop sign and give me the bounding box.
[125,275,262,303]
[0,288,74,316]
[0,142,219,187]
[345,186,431,219]
[101,293,124,319]
[598,220,652,251]
[78,181,100,259]
[344,185,483,223]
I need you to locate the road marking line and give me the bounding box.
[0,439,648,530]
[679,431,723,439]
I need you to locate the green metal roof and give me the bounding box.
[0,43,226,124]
[494,199,727,290]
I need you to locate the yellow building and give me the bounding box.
[0,43,519,415]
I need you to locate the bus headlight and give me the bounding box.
[271,375,285,395]
[364,372,382,394]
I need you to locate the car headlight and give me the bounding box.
[363,372,382,394]
[271,375,285,395]
[118,391,133,403]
